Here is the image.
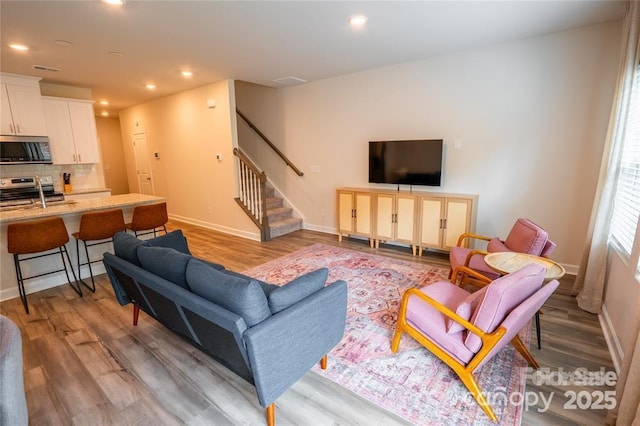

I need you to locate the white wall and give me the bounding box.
[95,116,129,195]
[118,79,259,240]
[236,21,622,269]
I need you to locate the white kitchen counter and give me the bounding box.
[0,193,165,301]
[0,193,162,223]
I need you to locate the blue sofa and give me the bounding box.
[103,230,347,425]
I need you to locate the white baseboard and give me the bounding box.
[303,223,337,235]
[561,263,579,275]
[168,214,261,242]
[599,304,624,374]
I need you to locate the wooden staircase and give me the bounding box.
[234,110,304,241]
[264,186,302,239]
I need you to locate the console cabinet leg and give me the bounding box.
[320,355,328,370]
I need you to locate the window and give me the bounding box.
[610,64,640,268]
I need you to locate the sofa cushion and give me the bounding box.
[186,259,271,327]
[267,268,328,314]
[113,229,194,266]
[504,218,548,256]
[137,246,192,290]
[146,229,191,254]
[465,264,545,352]
[447,286,487,334]
[113,231,146,266]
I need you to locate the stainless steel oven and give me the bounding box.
[0,176,64,208]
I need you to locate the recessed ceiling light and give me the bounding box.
[8,43,29,51]
[99,100,109,106]
[55,40,73,46]
[349,15,368,27]
[108,51,124,57]
[102,0,125,5]
[101,111,109,117]
[181,70,193,77]
[146,83,156,90]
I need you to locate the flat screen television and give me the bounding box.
[369,139,443,186]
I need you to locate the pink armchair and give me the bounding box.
[449,218,556,287]
[391,264,559,421]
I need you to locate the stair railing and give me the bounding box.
[236,109,304,177]
[233,148,270,241]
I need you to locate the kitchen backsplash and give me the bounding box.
[0,163,104,192]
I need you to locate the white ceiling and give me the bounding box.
[0,1,626,115]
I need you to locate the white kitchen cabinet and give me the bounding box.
[373,193,418,255]
[337,189,374,247]
[337,187,477,255]
[0,74,48,136]
[418,196,477,254]
[43,97,100,164]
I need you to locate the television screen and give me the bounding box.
[369,139,443,186]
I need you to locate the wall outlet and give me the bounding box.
[320,208,326,216]
[454,139,462,150]
[310,165,321,173]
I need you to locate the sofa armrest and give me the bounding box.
[243,280,348,407]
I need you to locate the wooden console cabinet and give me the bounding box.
[337,189,374,247]
[337,187,477,255]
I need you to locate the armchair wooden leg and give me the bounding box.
[320,355,327,370]
[133,303,140,326]
[511,335,539,369]
[266,403,275,426]
[390,326,404,352]
[458,370,498,422]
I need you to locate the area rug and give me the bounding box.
[243,243,530,425]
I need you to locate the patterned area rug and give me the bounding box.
[244,243,529,425]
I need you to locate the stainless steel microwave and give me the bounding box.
[0,135,52,164]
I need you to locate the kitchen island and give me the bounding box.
[0,193,164,301]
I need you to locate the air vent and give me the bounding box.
[272,76,307,86]
[32,65,60,72]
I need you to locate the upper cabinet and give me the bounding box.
[42,97,100,164]
[0,74,48,136]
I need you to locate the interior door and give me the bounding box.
[133,132,154,195]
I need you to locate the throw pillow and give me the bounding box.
[268,268,328,314]
[137,245,192,290]
[446,286,487,334]
[146,229,191,254]
[113,231,146,266]
[186,259,271,327]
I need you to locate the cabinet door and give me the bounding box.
[374,194,395,241]
[5,84,47,136]
[396,195,417,243]
[354,193,372,236]
[443,198,472,249]
[43,98,77,164]
[419,197,444,248]
[338,191,355,235]
[1,84,15,134]
[68,101,100,163]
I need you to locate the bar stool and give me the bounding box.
[7,216,81,314]
[126,202,168,237]
[72,209,126,292]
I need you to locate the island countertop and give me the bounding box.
[0,193,164,223]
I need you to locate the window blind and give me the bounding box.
[610,65,640,261]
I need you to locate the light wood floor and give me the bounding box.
[0,221,614,425]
